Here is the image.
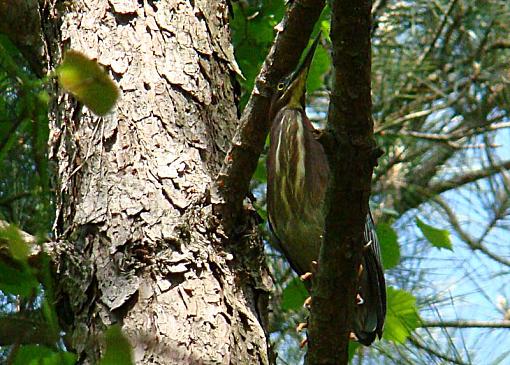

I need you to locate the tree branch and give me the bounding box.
[0,220,37,246]
[433,197,510,267]
[416,0,459,64]
[307,1,377,364]
[215,0,326,226]
[408,337,469,365]
[429,159,510,196]
[422,320,510,329]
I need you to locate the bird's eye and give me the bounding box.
[277,82,285,91]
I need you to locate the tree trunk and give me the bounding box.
[42,1,272,363]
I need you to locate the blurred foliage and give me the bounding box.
[98,325,135,365]
[10,345,77,365]
[376,223,401,269]
[0,34,51,235]
[56,50,119,116]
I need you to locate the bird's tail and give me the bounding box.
[353,213,387,346]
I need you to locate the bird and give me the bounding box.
[266,34,386,346]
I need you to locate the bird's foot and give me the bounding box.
[356,293,365,305]
[300,260,318,282]
[304,296,312,308]
[300,272,313,281]
[296,322,308,332]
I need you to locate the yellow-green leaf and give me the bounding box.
[0,224,29,261]
[376,223,400,269]
[416,218,453,250]
[383,287,421,343]
[56,50,119,116]
[98,325,134,365]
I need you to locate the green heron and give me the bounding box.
[266,35,386,346]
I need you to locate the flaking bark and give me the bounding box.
[42,1,272,363]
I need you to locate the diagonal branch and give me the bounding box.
[422,320,510,329]
[214,0,326,227]
[408,336,469,365]
[397,159,510,214]
[429,159,510,196]
[433,197,510,267]
[416,0,459,64]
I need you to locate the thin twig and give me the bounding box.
[422,320,510,329]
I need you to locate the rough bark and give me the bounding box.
[41,1,271,364]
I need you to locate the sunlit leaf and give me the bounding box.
[307,43,330,93]
[11,345,76,365]
[376,223,400,269]
[383,287,421,343]
[56,50,119,116]
[416,218,453,251]
[0,224,29,261]
[0,260,39,297]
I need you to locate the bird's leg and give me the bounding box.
[300,260,318,310]
[296,261,318,347]
[300,272,313,281]
[296,322,308,332]
[297,319,309,348]
[356,293,365,305]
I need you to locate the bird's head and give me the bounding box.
[269,33,321,121]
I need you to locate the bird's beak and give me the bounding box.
[282,33,321,108]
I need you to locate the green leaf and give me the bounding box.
[376,223,400,269]
[98,324,134,365]
[12,345,76,365]
[307,43,330,93]
[416,217,453,250]
[56,50,119,116]
[253,156,267,183]
[348,342,359,362]
[281,277,308,312]
[383,287,421,343]
[0,260,39,296]
[0,224,29,261]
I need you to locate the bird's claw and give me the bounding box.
[304,296,312,308]
[296,322,308,332]
[300,272,313,281]
[356,293,365,305]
